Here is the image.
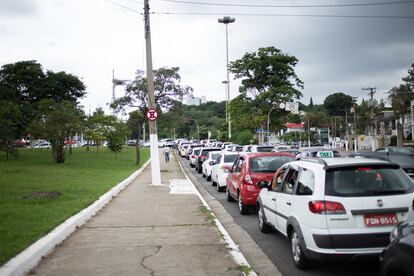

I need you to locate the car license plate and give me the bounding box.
[364,213,398,227]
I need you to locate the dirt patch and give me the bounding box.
[160,169,169,172]
[22,191,62,200]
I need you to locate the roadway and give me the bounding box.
[179,155,379,276]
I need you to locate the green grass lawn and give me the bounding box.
[0,147,150,265]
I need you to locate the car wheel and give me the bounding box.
[290,228,311,270]
[197,166,202,174]
[206,174,211,181]
[202,171,206,177]
[226,186,234,202]
[238,193,249,215]
[217,183,224,192]
[257,203,272,233]
[190,163,194,168]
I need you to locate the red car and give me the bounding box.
[225,152,295,215]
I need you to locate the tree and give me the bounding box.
[402,64,414,91]
[309,97,314,109]
[127,111,145,165]
[30,100,84,163]
[111,67,192,113]
[0,60,86,158]
[228,46,303,133]
[106,120,128,156]
[323,92,354,116]
[388,84,414,146]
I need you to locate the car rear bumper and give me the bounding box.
[313,232,390,249]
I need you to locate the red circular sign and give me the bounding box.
[146,108,158,121]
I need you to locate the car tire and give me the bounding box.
[238,193,249,215]
[226,186,234,202]
[290,228,311,270]
[257,203,272,233]
[206,174,211,181]
[190,164,194,168]
[202,171,206,177]
[197,166,202,174]
[217,183,224,192]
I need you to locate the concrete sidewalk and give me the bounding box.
[29,152,241,276]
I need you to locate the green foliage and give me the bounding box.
[29,100,84,163]
[106,121,128,154]
[111,67,192,114]
[228,46,303,132]
[0,147,150,265]
[323,92,353,116]
[402,63,414,91]
[390,135,397,146]
[231,130,254,145]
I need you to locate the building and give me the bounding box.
[184,95,207,106]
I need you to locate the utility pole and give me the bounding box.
[144,0,161,185]
[363,87,376,150]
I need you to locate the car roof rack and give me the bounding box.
[297,157,328,166]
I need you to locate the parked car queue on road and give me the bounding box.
[173,138,414,273]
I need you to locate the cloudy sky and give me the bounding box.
[1,0,413,113]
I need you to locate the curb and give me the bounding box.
[174,152,257,276]
[0,159,151,276]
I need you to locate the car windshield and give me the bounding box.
[224,154,239,163]
[250,156,294,173]
[325,165,414,197]
[193,149,200,155]
[390,147,414,153]
[257,147,274,152]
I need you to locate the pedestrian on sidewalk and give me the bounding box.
[163,146,170,162]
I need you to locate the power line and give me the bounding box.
[152,11,414,19]
[161,0,414,8]
[102,0,142,14]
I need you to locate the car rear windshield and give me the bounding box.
[250,156,294,173]
[193,149,201,155]
[211,152,221,160]
[224,154,239,163]
[201,149,220,155]
[257,147,274,152]
[325,165,414,197]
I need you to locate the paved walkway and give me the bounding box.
[29,151,239,276]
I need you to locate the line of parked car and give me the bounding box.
[173,139,414,275]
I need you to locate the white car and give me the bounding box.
[250,145,275,152]
[241,145,253,153]
[256,157,414,269]
[179,144,190,157]
[211,152,240,192]
[189,147,203,167]
[202,151,222,181]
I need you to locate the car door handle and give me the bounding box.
[272,198,276,201]
[286,202,291,206]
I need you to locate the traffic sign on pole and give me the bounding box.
[146,108,158,121]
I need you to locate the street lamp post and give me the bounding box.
[267,105,276,144]
[218,16,235,140]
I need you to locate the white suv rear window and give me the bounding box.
[325,165,414,197]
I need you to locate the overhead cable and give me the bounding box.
[160,0,414,9]
[152,11,414,19]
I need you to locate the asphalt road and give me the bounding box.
[179,155,380,276]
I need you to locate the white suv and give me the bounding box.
[256,157,414,269]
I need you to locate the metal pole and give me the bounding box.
[144,0,161,186]
[267,106,275,143]
[225,24,232,140]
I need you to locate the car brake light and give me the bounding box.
[309,201,346,214]
[191,155,195,158]
[244,175,253,185]
[357,167,372,171]
[200,155,206,159]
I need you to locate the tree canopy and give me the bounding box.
[323,92,354,116]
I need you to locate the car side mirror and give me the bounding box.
[209,161,215,166]
[258,180,269,189]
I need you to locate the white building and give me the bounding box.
[184,95,207,106]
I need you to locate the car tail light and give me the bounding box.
[244,175,253,185]
[191,155,195,158]
[309,201,346,215]
[200,155,206,159]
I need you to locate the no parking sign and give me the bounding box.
[146,108,158,121]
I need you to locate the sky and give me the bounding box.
[1,0,414,114]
